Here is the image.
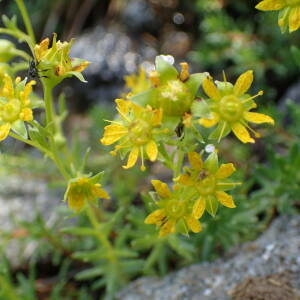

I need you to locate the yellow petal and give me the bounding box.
[151,108,163,126]
[68,195,84,212]
[146,140,158,162]
[255,0,286,11]
[179,62,190,82]
[177,174,194,186]
[231,122,255,143]
[192,197,206,219]
[215,191,236,208]
[202,77,221,101]
[115,98,130,115]
[93,184,110,199]
[234,70,253,96]
[123,147,139,169]
[198,113,220,128]
[72,61,90,72]
[0,123,11,141]
[131,102,144,116]
[243,112,274,125]
[188,152,203,171]
[23,80,36,100]
[151,180,172,198]
[2,74,14,98]
[159,220,175,237]
[289,7,300,32]
[19,108,33,122]
[216,163,236,179]
[144,209,166,225]
[186,216,202,233]
[100,124,127,145]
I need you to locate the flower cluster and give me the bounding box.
[34,33,89,84]
[256,0,300,33]
[99,56,275,236]
[0,74,35,141]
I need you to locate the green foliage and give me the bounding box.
[192,0,300,100]
[0,0,300,299]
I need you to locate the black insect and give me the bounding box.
[175,122,184,139]
[27,59,49,81]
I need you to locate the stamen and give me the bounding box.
[242,90,264,104]
[218,122,227,143]
[217,182,242,186]
[140,147,146,171]
[241,120,261,138]
[222,70,227,83]
[105,120,124,126]
[149,71,160,87]
[179,62,190,82]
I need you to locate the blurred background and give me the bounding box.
[0,0,300,299]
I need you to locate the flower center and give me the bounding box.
[166,200,186,218]
[218,95,243,122]
[155,79,193,116]
[197,174,216,195]
[128,119,151,145]
[0,99,21,123]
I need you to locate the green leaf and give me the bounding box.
[75,267,104,280]
[205,195,218,217]
[204,151,218,173]
[155,56,178,83]
[90,170,104,184]
[185,72,209,97]
[191,125,204,143]
[209,121,231,141]
[11,120,27,139]
[60,227,96,236]
[73,249,104,262]
[68,71,87,83]
[191,100,211,117]
[176,219,189,236]
[28,125,48,148]
[131,88,156,107]
[162,115,180,131]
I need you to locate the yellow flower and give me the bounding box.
[65,177,109,212]
[34,33,90,83]
[145,180,202,237]
[100,99,166,171]
[0,74,35,141]
[256,0,300,33]
[199,70,274,143]
[176,152,240,217]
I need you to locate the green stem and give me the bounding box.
[15,0,36,44]
[86,204,117,263]
[174,149,185,178]
[42,81,70,179]
[158,143,173,170]
[9,132,53,159]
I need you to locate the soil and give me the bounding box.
[229,272,300,300]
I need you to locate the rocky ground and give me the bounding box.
[0,175,62,267]
[118,215,300,300]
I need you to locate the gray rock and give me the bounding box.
[69,25,157,106]
[117,215,300,300]
[0,175,63,267]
